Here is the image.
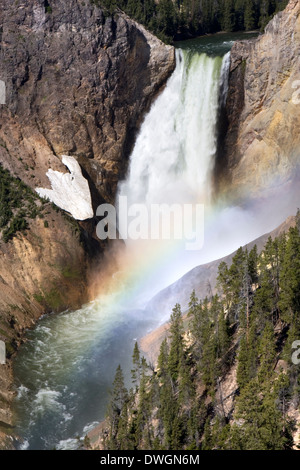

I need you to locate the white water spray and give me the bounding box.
[119,49,228,208]
[219,51,231,107]
[115,49,231,296]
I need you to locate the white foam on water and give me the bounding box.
[83,421,99,434]
[19,439,29,451]
[33,388,63,414]
[56,438,79,450]
[17,385,29,399]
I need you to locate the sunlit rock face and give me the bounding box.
[36,156,94,221]
[217,0,300,201]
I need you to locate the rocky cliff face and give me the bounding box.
[217,0,300,200]
[0,0,175,448]
[0,208,89,448]
[0,0,175,204]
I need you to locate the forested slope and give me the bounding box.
[97,0,289,40]
[101,214,300,450]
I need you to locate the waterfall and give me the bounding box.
[118,49,229,215]
[219,51,231,107]
[13,42,234,451]
[115,48,231,296]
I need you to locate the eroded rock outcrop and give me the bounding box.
[217,0,300,200]
[0,0,175,204]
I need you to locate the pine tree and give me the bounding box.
[234,0,246,30]
[106,365,128,449]
[135,369,152,449]
[156,0,177,38]
[157,338,169,378]
[131,341,141,389]
[168,303,185,382]
[157,338,175,448]
[237,334,251,389]
[117,401,134,450]
[202,418,213,450]
[188,291,206,361]
[229,247,247,320]
[236,378,286,449]
[259,0,272,29]
[244,0,256,30]
[103,215,300,451]
[253,262,275,327]
[214,295,230,361]
[248,244,259,285]
[296,208,300,231]
[222,0,235,31]
[279,227,300,324]
[217,261,233,311]
[257,321,276,384]
[98,0,287,41]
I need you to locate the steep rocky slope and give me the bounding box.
[140,215,300,450]
[147,216,296,319]
[216,0,300,200]
[89,214,300,450]
[0,208,89,448]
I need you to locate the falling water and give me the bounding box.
[119,49,227,208]
[116,48,231,301]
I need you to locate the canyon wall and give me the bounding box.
[0,0,175,203]
[0,209,89,447]
[0,0,175,447]
[217,0,300,200]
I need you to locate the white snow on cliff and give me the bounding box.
[36,155,94,220]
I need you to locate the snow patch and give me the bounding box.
[36,155,94,220]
